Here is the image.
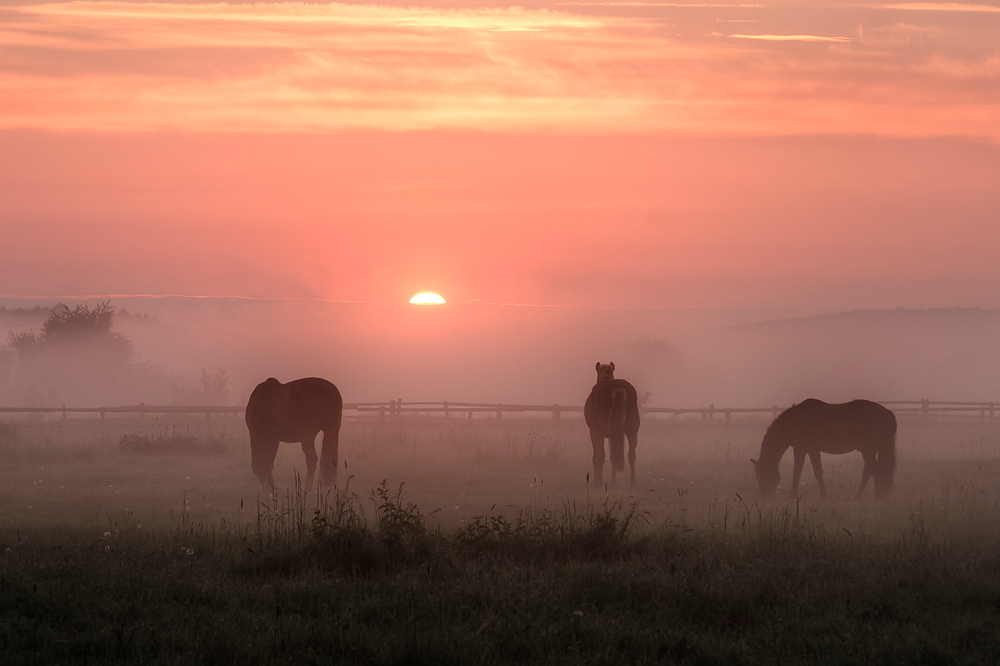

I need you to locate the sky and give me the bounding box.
[1,1,1000,405]
[1,0,998,310]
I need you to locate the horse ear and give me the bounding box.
[596,362,601,372]
[750,459,758,467]
[610,362,615,371]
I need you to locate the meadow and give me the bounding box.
[2,414,1000,664]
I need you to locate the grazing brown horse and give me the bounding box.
[584,362,641,487]
[751,399,897,499]
[245,377,343,490]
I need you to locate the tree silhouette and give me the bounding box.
[5,302,136,405]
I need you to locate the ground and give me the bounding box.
[2,415,1000,664]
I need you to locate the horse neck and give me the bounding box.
[758,430,790,467]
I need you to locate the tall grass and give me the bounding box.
[4,476,1000,664]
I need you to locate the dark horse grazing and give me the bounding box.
[245,377,343,490]
[752,399,897,499]
[585,362,641,487]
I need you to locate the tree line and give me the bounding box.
[0,302,228,407]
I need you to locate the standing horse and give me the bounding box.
[751,398,897,499]
[245,377,343,490]
[585,362,641,487]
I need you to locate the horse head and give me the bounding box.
[595,361,616,382]
[751,458,780,497]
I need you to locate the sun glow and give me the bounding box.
[410,292,446,304]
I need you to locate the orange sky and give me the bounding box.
[1,1,999,308]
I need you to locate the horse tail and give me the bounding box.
[609,387,627,432]
[874,414,897,499]
[607,387,628,472]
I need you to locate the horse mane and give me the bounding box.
[757,402,807,464]
[761,403,796,441]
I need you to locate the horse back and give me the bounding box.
[246,377,343,441]
[585,379,640,434]
[782,399,896,451]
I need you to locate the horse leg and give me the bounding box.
[856,451,875,499]
[627,428,638,488]
[590,429,606,488]
[609,434,625,488]
[251,437,280,491]
[809,452,826,499]
[790,447,805,498]
[319,428,339,488]
[300,433,319,490]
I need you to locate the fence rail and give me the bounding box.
[1,399,999,424]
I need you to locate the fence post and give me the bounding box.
[708,404,714,424]
[725,410,731,428]
[553,404,561,422]
[62,404,67,421]
[444,401,450,419]
[921,398,929,422]
[496,404,503,419]
[991,403,995,422]
[139,402,146,419]
[772,406,778,420]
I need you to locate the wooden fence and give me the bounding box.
[1,399,999,424]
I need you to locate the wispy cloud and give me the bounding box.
[549,2,759,6]
[729,34,851,42]
[882,3,1000,12]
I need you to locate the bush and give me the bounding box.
[239,478,441,578]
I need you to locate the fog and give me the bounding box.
[3,298,999,409]
[5,296,1000,587]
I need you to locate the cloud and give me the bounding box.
[0,1,998,137]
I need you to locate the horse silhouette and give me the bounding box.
[584,362,641,487]
[751,398,897,499]
[245,377,343,490]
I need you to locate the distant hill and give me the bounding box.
[0,305,50,321]
[727,308,1000,334]
[704,308,1000,404]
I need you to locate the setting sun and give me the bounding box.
[409,292,446,304]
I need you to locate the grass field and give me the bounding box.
[2,416,1000,664]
